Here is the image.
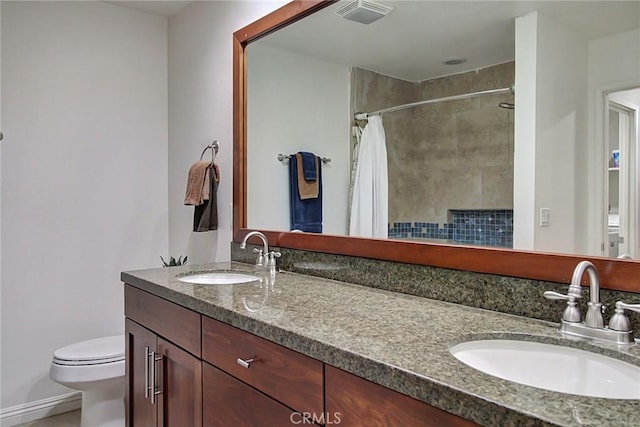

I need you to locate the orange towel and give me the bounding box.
[296,153,319,200]
[184,161,210,205]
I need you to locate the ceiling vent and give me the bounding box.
[335,0,393,25]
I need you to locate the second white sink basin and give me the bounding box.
[177,272,259,285]
[450,339,640,399]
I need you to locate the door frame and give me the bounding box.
[603,91,639,258]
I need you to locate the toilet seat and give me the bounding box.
[53,335,124,366]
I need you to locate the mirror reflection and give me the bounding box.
[246,1,639,259]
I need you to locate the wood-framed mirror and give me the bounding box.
[233,0,639,291]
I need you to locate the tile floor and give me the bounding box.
[14,410,80,427]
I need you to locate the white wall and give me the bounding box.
[1,1,168,421]
[533,11,588,254]
[167,0,288,264]
[610,88,640,107]
[513,12,538,250]
[0,1,4,413]
[513,11,588,254]
[247,44,350,235]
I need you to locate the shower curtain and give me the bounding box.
[349,115,388,238]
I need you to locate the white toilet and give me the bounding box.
[49,335,125,427]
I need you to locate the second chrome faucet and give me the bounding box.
[544,260,640,345]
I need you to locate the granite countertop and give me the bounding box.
[122,262,640,427]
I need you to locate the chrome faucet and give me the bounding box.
[572,261,604,328]
[240,231,269,266]
[239,231,280,271]
[544,260,637,345]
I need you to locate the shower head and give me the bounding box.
[335,0,393,24]
[499,85,515,109]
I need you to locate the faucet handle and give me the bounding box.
[266,251,281,268]
[608,301,640,332]
[252,248,265,267]
[544,291,581,323]
[617,301,640,313]
[543,291,572,301]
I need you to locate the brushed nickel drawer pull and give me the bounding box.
[150,351,164,404]
[144,346,151,399]
[237,357,256,368]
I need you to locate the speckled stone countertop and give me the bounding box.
[122,262,640,427]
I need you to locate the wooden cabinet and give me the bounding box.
[326,365,479,427]
[124,286,202,427]
[203,362,298,427]
[124,284,480,427]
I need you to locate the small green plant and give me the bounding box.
[160,255,188,267]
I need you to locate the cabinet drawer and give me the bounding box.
[326,365,479,427]
[124,285,201,357]
[202,316,323,414]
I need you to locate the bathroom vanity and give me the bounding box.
[122,262,640,427]
[124,278,474,426]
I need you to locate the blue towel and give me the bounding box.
[289,154,322,233]
[299,151,317,181]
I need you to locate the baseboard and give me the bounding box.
[0,392,81,427]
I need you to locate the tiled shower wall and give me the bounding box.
[388,209,513,248]
[352,63,515,233]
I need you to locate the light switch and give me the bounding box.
[540,208,551,227]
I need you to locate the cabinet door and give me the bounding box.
[125,319,157,427]
[326,365,478,427]
[203,362,298,427]
[157,338,202,427]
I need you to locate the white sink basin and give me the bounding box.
[177,272,260,285]
[450,339,640,399]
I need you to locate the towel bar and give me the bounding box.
[277,153,331,164]
[200,140,219,162]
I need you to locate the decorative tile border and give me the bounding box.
[388,222,454,241]
[388,209,513,248]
